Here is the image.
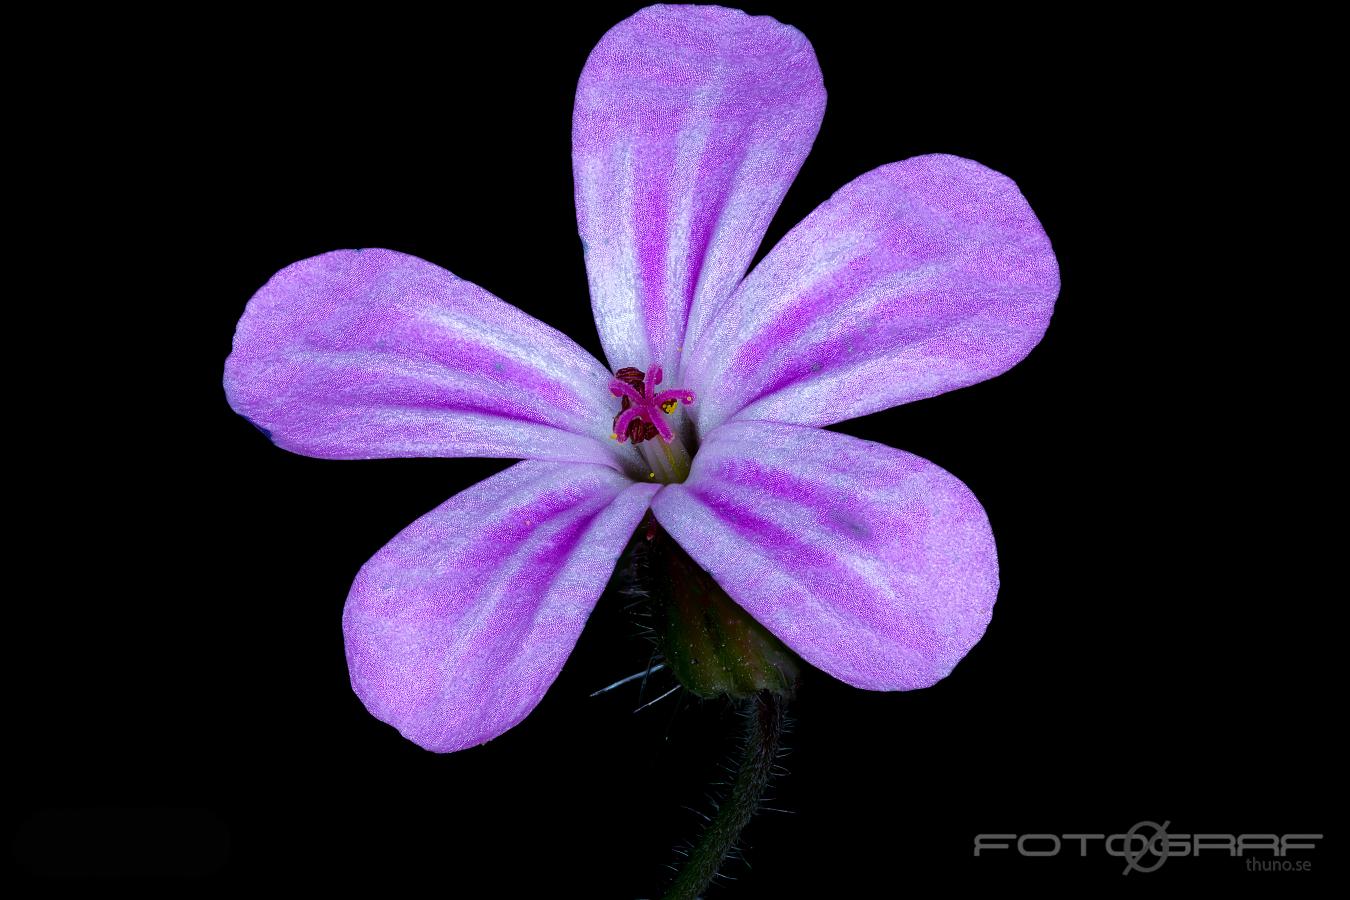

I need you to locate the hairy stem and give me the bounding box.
[662,691,786,899]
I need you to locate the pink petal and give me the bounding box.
[343,461,660,752]
[684,155,1060,434]
[224,249,636,472]
[574,5,825,375]
[650,421,998,691]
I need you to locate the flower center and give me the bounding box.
[609,364,696,483]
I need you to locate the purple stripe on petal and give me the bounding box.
[650,421,998,691]
[573,5,825,376]
[224,249,638,472]
[343,461,660,752]
[684,155,1060,434]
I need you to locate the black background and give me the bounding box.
[12,3,1329,894]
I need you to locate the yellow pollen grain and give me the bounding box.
[611,433,619,440]
[648,472,656,479]
[660,399,678,414]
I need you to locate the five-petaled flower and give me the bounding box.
[224,5,1059,752]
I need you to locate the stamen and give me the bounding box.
[614,407,643,442]
[614,367,646,390]
[606,364,695,448]
[660,439,680,471]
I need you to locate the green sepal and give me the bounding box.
[636,519,800,699]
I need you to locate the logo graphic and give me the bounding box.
[1114,820,1170,875]
[973,823,1320,875]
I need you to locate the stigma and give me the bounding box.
[608,364,695,445]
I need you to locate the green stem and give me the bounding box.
[662,691,786,900]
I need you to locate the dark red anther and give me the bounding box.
[614,367,647,395]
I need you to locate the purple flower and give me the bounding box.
[223,5,1059,753]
